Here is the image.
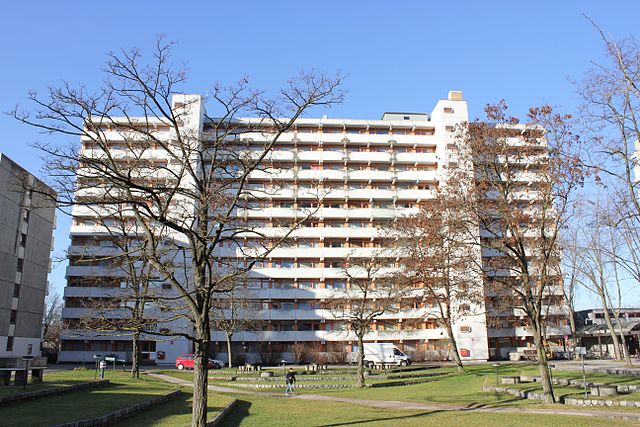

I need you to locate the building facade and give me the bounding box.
[0,153,56,358]
[58,92,569,364]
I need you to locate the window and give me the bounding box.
[16,259,24,273]
[19,233,27,247]
[27,344,32,355]
[326,280,346,289]
[10,310,17,324]
[298,281,318,289]
[5,337,13,352]
[22,210,30,223]
[13,283,20,298]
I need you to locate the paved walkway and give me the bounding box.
[148,372,640,422]
[552,359,640,376]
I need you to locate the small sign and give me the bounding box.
[575,347,587,355]
[105,357,116,362]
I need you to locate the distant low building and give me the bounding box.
[574,308,640,357]
[0,153,56,358]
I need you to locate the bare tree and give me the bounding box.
[209,283,262,368]
[11,39,343,426]
[559,227,582,347]
[578,23,640,288]
[570,204,623,359]
[448,102,584,403]
[42,292,63,354]
[389,194,482,372]
[71,205,166,378]
[325,254,408,387]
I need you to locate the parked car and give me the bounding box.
[175,354,226,370]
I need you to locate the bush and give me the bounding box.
[330,351,350,364]
[291,343,308,364]
[311,352,330,365]
[260,350,281,366]
[407,350,426,363]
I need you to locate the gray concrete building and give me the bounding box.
[0,153,56,357]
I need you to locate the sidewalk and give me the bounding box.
[148,372,640,422]
[552,359,640,376]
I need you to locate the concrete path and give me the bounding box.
[552,359,640,376]
[148,372,640,422]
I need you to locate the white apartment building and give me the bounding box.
[58,91,569,364]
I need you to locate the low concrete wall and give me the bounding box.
[0,380,109,406]
[50,389,182,427]
[206,399,238,427]
[484,385,640,410]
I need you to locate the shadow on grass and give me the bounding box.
[319,410,445,426]
[220,400,252,427]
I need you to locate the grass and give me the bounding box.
[0,369,101,397]
[0,369,225,427]
[12,364,634,426]
[219,393,638,426]
[159,366,637,426]
[116,391,234,426]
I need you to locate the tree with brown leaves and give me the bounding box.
[448,101,584,403]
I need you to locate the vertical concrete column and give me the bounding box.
[31,369,43,383]
[14,369,27,386]
[0,371,11,385]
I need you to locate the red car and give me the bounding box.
[175,354,225,370]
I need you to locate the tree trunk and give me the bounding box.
[531,321,555,403]
[611,310,632,365]
[191,323,210,427]
[131,332,140,379]
[226,333,233,368]
[356,334,365,388]
[598,292,622,360]
[445,320,464,372]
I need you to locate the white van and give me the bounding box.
[363,343,411,367]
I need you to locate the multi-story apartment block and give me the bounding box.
[58,91,569,364]
[0,153,56,358]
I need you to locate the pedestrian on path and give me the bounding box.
[99,360,107,379]
[285,368,296,395]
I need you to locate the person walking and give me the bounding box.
[99,360,107,379]
[285,368,296,395]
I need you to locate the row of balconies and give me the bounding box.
[245,151,438,163]
[61,306,434,322]
[235,131,437,146]
[238,207,416,219]
[60,328,450,343]
[487,325,570,338]
[247,169,438,182]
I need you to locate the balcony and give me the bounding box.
[66,265,125,278]
[348,152,391,163]
[395,152,437,163]
[298,170,344,181]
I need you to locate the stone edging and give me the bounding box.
[50,389,182,427]
[0,380,110,406]
[518,376,640,393]
[206,399,238,427]
[484,385,640,409]
[225,382,353,389]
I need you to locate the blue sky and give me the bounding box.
[1,1,639,308]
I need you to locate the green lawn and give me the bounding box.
[116,391,234,426]
[9,364,629,427]
[219,393,637,427]
[157,367,637,426]
[0,369,103,397]
[0,369,179,427]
